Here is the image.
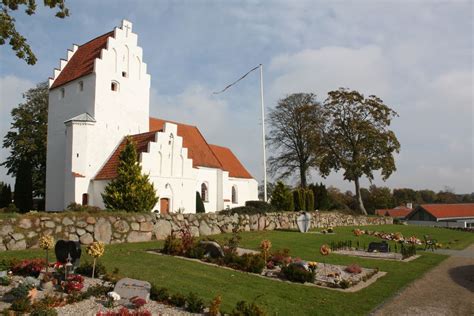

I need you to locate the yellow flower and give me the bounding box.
[86,241,105,258]
[39,235,54,250]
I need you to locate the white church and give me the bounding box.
[45,20,258,213]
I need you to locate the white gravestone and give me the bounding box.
[297,212,312,233]
[114,278,151,303]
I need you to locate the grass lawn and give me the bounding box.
[1,225,472,315]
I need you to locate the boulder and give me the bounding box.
[140,222,153,232]
[44,221,55,228]
[131,222,140,231]
[76,228,86,236]
[7,239,26,250]
[79,233,94,245]
[154,220,172,240]
[113,220,130,233]
[86,217,96,224]
[199,221,212,236]
[76,221,87,228]
[199,240,224,258]
[18,218,32,229]
[94,218,112,244]
[11,233,24,241]
[62,217,74,226]
[127,231,152,243]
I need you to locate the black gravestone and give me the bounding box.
[368,241,390,253]
[199,241,224,258]
[54,240,82,267]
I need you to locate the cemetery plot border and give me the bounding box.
[333,249,421,262]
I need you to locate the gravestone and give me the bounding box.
[54,240,82,267]
[199,241,224,258]
[296,212,312,233]
[114,278,151,303]
[368,241,390,253]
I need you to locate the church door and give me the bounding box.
[160,198,170,214]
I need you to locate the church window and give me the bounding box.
[201,183,209,202]
[78,81,84,92]
[232,185,238,204]
[122,71,128,78]
[111,81,119,91]
[82,193,89,206]
[60,88,65,99]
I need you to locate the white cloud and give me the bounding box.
[0,75,35,186]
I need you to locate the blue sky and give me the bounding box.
[0,0,473,193]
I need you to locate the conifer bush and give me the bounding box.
[270,181,293,211]
[305,190,314,211]
[196,191,205,213]
[102,137,158,212]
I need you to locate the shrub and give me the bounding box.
[83,283,114,299]
[0,276,10,286]
[179,225,195,256]
[187,243,206,259]
[76,260,107,277]
[196,191,206,213]
[231,300,267,316]
[185,292,204,313]
[11,258,45,277]
[66,202,101,213]
[270,182,293,211]
[345,264,362,274]
[280,264,315,283]
[7,283,31,300]
[245,201,275,213]
[150,285,169,302]
[270,248,291,267]
[30,306,58,316]
[170,293,186,307]
[220,206,260,215]
[236,254,266,274]
[209,295,222,316]
[305,190,314,211]
[162,233,183,255]
[10,297,32,312]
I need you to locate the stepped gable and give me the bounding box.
[50,31,114,89]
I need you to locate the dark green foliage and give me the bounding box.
[270,181,293,211]
[0,1,69,65]
[220,206,260,215]
[7,283,31,300]
[66,203,101,213]
[170,293,186,307]
[102,137,158,212]
[293,189,305,211]
[305,190,314,211]
[185,292,205,313]
[150,285,170,302]
[196,191,205,213]
[30,306,58,316]
[309,183,330,210]
[2,82,48,200]
[162,233,183,255]
[401,243,417,259]
[10,297,32,312]
[14,159,33,212]
[245,201,275,212]
[236,254,265,274]
[0,182,12,208]
[280,264,315,283]
[231,300,267,316]
[187,244,206,259]
[76,260,107,277]
[0,276,10,286]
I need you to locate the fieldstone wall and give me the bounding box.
[0,211,392,251]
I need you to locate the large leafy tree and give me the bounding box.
[1,0,69,65]
[2,81,48,199]
[267,93,323,188]
[320,88,400,215]
[102,137,158,212]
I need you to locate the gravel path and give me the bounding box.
[372,244,474,316]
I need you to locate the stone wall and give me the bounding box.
[0,211,392,251]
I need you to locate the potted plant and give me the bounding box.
[40,272,56,291]
[86,241,105,279]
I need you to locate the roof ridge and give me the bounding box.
[78,30,114,47]
[193,127,223,169]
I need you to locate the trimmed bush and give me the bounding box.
[185,292,205,313]
[280,263,315,283]
[293,189,305,211]
[245,201,275,212]
[231,300,267,316]
[170,293,186,307]
[196,191,205,213]
[151,285,170,302]
[270,181,293,211]
[219,206,260,215]
[305,190,314,211]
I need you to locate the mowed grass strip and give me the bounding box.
[1,225,471,315]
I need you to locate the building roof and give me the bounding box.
[418,203,474,219]
[209,144,253,179]
[95,131,156,180]
[64,113,96,124]
[95,118,253,180]
[50,31,114,89]
[375,206,413,218]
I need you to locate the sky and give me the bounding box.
[0,0,473,194]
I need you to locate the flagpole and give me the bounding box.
[259,64,268,202]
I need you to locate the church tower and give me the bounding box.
[45,20,151,210]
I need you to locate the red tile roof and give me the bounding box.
[95,131,156,180]
[95,118,253,180]
[375,206,412,218]
[419,204,474,219]
[50,31,114,89]
[209,144,253,179]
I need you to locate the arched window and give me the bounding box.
[201,183,209,202]
[78,81,84,92]
[232,185,238,204]
[111,81,119,92]
[82,193,89,206]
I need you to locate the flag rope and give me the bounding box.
[212,64,260,94]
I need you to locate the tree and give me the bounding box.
[14,159,33,212]
[1,0,69,65]
[258,181,275,201]
[102,137,158,212]
[305,190,314,211]
[267,93,323,188]
[0,182,12,207]
[309,183,330,210]
[270,181,293,211]
[393,188,419,206]
[365,185,394,214]
[418,189,436,204]
[2,82,48,199]
[320,88,400,214]
[292,188,306,211]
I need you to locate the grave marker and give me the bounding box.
[114,278,151,303]
[296,212,312,233]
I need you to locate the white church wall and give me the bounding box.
[196,167,220,213]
